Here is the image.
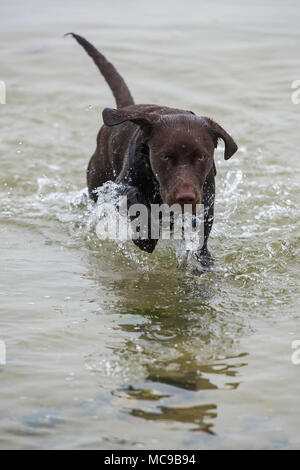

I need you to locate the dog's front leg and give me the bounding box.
[119,184,158,253]
[194,169,215,273]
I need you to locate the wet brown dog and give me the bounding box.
[67,33,238,269]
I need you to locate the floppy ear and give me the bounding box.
[102,107,158,132]
[204,117,238,160]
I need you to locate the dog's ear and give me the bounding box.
[204,117,238,160]
[103,108,158,132]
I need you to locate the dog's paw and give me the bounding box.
[193,249,214,275]
[133,238,158,253]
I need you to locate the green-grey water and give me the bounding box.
[0,0,300,449]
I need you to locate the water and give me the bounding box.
[0,0,300,449]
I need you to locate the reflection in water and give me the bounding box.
[85,247,248,435]
[112,352,246,434]
[147,359,245,391]
[115,385,171,401]
[131,404,217,435]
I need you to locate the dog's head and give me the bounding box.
[103,107,238,210]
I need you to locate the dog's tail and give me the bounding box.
[65,33,134,109]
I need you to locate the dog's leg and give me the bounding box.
[118,184,158,253]
[194,167,215,273]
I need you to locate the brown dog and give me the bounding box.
[67,33,238,269]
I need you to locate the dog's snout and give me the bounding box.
[175,190,198,206]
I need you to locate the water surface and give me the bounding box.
[0,0,300,449]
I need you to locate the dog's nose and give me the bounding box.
[175,191,198,206]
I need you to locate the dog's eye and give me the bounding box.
[197,155,205,161]
[162,155,171,161]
